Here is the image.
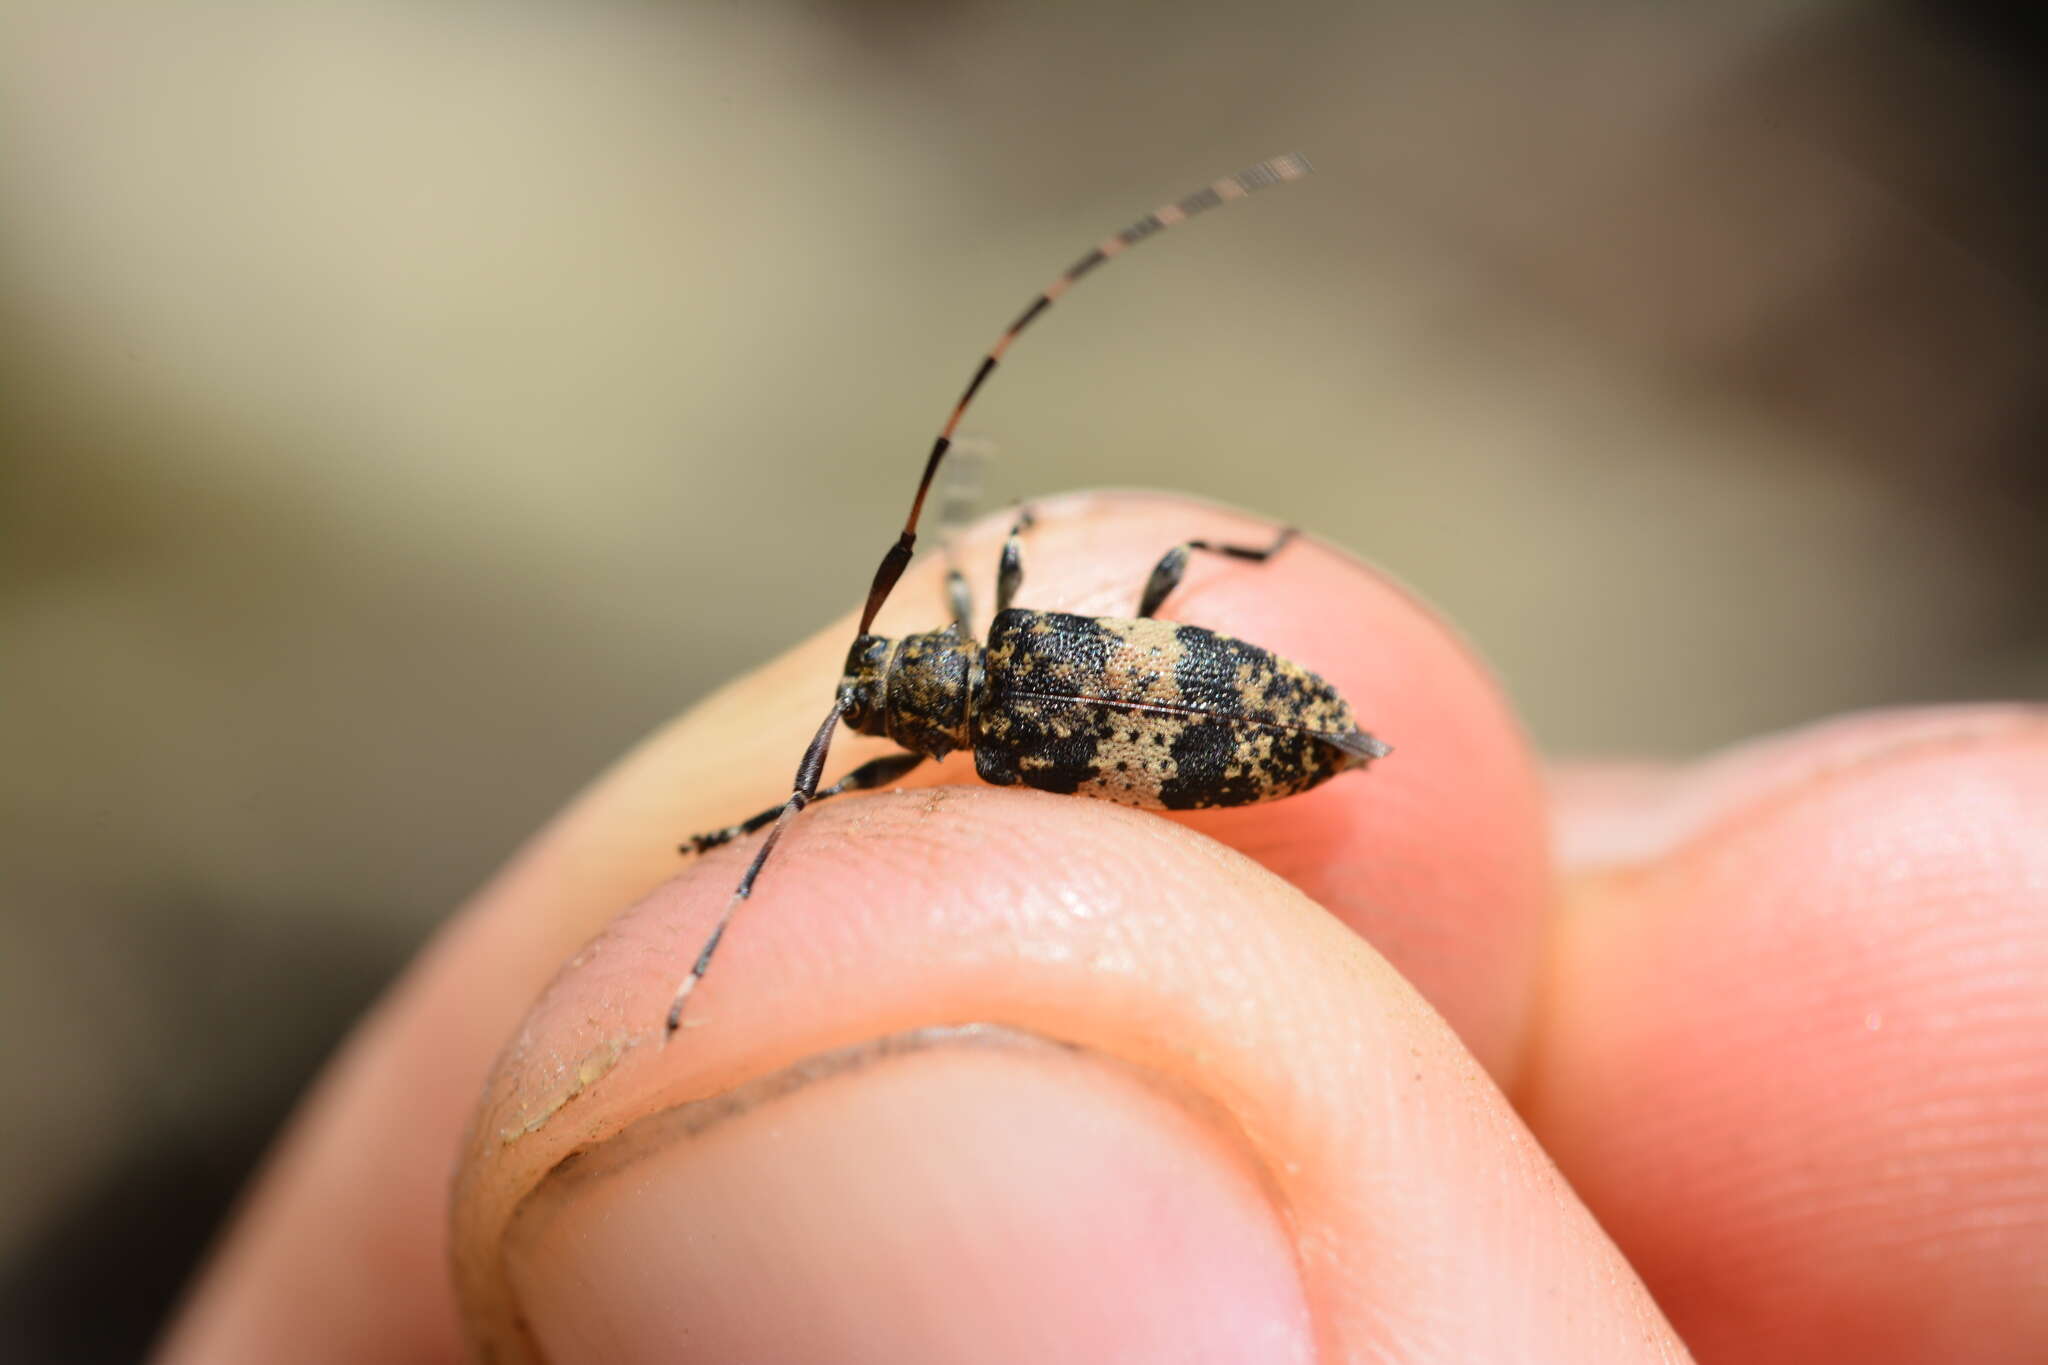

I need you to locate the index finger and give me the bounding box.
[157,489,1551,1363]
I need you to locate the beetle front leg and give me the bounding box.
[934,442,1001,632]
[943,560,974,635]
[993,505,1037,615]
[1138,525,1298,618]
[683,750,929,855]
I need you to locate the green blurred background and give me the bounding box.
[1,3,2041,1358]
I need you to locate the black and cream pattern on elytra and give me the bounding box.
[971,610,1382,809]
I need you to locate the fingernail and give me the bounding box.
[505,1027,1314,1364]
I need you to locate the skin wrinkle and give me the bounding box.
[507,1023,1301,1247]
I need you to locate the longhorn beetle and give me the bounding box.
[667,154,1389,1036]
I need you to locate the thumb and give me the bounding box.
[452,788,1689,1362]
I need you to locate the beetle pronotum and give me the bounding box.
[668,154,1387,1035]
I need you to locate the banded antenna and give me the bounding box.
[857,152,1314,634]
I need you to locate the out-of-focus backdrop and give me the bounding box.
[1,3,2041,1358]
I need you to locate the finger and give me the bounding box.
[157,489,1549,1361]
[941,493,1551,1078]
[661,490,1548,1068]
[1526,707,2048,1364]
[455,789,1686,1363]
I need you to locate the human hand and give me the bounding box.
[158,492,2047,1363]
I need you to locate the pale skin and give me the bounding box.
[157,491,2048,1363]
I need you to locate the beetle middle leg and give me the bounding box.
[935,440,1002,632]
[947,502,1038,627]
[683,750,928,854]
[1138,525,1298,618]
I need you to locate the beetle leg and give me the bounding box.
[944,560,974,634]
[939,498,976,634]
[683,750,929,855]
[993,505,1038,614]
[1138,525,1297,618]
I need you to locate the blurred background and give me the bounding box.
[1,2,2041,1358]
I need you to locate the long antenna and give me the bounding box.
[667,154,1314,1036]
[855,152,1313,635]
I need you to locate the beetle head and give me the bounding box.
[838,634,893,736]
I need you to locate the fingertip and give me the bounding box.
[897,490,1553,1077]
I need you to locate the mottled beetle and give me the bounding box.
[668,154,1388,1034]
